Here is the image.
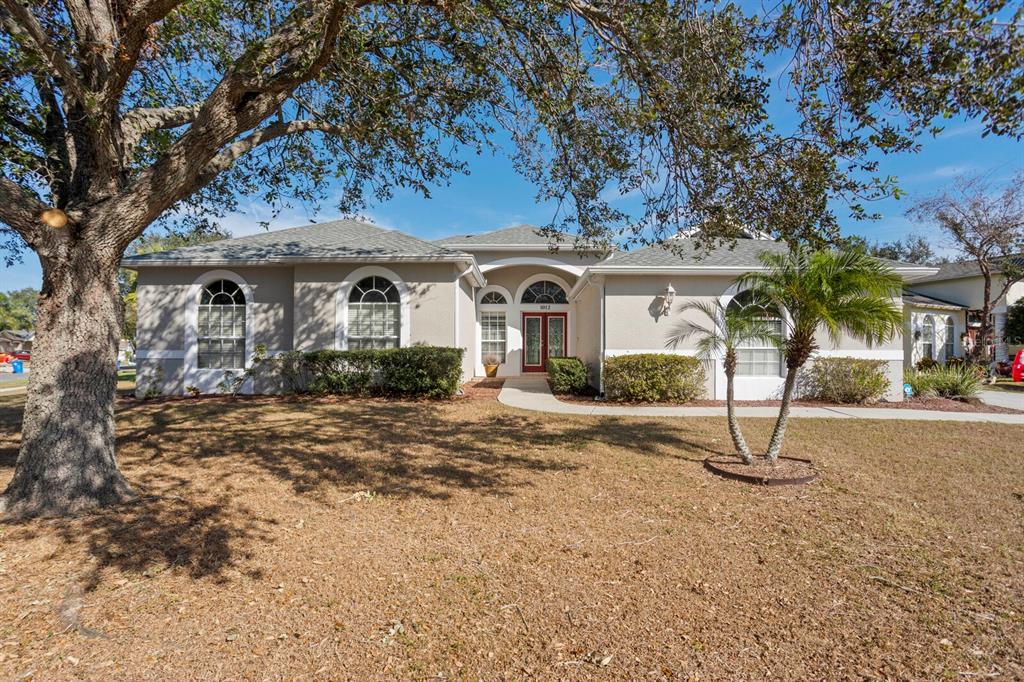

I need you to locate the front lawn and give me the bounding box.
[1,394,1022,679]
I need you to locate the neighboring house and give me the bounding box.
[901,291,968,367]
[0,330,33,355]
[123,220,934,400]
[907,257,1024,362]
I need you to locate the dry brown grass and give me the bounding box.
[1,392,1023,680]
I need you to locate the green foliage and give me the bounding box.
[0,288,38,330]
[671,299,783,373]
[915,356,940,371]
[547,357,588,395]
[904,365,982,400]
[304,347,464,399]
[804,357,889,404]
[604,354,705,403]
[1007,301,1024,345]
[738,246,904,367]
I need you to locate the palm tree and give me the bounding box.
[672,300,783,465]
[737,246,904,464]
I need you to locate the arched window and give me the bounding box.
[922,315,935,360]
[728,291,783,376]
[198,279,246,369]
[944,317,955,360]
[521,280,567,304]
[481,291,507,305]
[348,276,400,349]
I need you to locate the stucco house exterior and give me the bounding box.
[123,220,936,400]
[904,258,1023,362]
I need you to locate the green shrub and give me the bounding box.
[547,357,588,394]
[377,346,464,398]
[904,364,981,399]
[304,346,464,398]
[915,356,939,371]
[604,354,705,402]
[804,357,889,404]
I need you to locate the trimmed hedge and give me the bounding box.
[547,357,588,394]
[604,354,705,402]
[304,346,464,398]
[803,357,889,404]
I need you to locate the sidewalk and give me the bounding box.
[498,376,1024,424]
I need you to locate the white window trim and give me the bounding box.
[184,269,255,395]
[713,283,789,400]
[336,265,411,350]
[514,273,573,306]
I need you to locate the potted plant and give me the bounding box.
[482,355,501,378]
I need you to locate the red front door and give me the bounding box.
[522,312,567,372]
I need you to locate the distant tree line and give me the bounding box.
[0,288,38,331]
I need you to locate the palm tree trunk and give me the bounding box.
[764,365,799,464]
[725,370,753,465]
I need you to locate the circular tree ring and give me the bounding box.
[703,456,817,486]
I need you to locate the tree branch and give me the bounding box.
[198,119,348,182]
[0,177,49,244]
[120,104,202,163]
[0,0,87,105]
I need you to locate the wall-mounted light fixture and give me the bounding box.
[660,283,675,316]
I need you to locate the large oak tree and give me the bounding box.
[0,0,1021,518]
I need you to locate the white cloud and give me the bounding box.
[931,164,974,178]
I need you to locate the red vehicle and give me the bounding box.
[13,352,30,361]
[1013,348,1024,383]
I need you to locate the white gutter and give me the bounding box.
[586,264,938,279]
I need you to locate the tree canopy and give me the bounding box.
[0,288,37,330]
[2,0,1021,261]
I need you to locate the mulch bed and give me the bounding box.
[460,378,504,401]
[556,394,1022,414]
[704,455,818,486]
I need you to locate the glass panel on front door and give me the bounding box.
[525,316,542,366]
[547,317,565,358]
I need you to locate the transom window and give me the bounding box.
[348,276,400,349]
[728,291,783,377]
[480,312,507,364]
[521,280,567,304]
[198,279,246,369]
[480,291,507,305]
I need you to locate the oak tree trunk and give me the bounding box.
[1,242,134,519]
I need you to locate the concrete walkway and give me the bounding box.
[498,375,1024,424]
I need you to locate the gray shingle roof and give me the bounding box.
[902,290,967,309]
[122,219,468,265]
[597,238,930,270]
[433,224,570,247]
[913,255,1024,283]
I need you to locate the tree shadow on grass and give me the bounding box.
[1,395,733,586]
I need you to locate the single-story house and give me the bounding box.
[0,330,33,355]
[123,220,936,400]
[905,257,1024,362]
[901,291,968,367]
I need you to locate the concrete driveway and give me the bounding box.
[979,389,1024,411]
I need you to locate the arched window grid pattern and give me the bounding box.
[520,280,568,304]
[197,279,246,369]
[480,291,507,305]
[728,291,784,377]
[348,276,401,349]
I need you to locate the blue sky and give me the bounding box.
[2,105,1022,293]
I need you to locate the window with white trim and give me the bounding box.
[922,315,935,360]
[944,317,955,359]
[198,279,246,369]
[521,280,567,304]
[347,276,400,349]
[728,292,783,377]
[480,312,507,364]
[481,291,507,305]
